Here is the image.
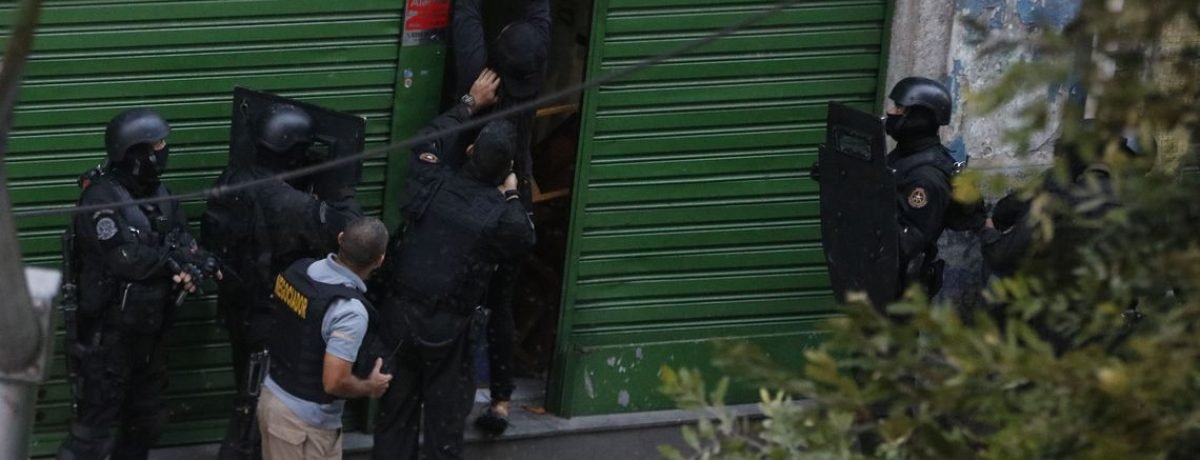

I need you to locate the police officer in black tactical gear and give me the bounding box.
[372,86,535,460]
[58,109,218,460]
[981,130,1132,278]
[454,0,551,430]
[883,77,984,298]
[203,103,362,460]
[978,132,1138,354]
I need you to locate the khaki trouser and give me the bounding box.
[257,386,343,460]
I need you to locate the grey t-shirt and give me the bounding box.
[263,254,370,430]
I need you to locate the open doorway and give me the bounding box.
[470,0,594,416]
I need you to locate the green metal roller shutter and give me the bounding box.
[1,1,408,455]
[549,0,891,417]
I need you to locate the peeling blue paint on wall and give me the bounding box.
[960,0,1080,30]
[1016,0,1081,27]
[949,135,969,162]
[947,59,968,162]
[1047,82,1062,102]
[947,59,965,105]
[959,0,1008,29]
[942,0,1083,313]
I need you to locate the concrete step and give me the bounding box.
[138,378,761,460]
[345,402,760,460]
[141,404,760,460]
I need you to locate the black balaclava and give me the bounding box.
[885,105,940,146]
[255,142,316,191]
[256,142,311,172]
[111,143,168,197]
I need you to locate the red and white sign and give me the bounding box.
[404,0,451,43]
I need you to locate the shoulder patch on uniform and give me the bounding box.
[95,217,118,241]
[418,152,439,164]
[908,187,929,209]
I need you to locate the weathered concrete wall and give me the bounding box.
[890,0,1080,169]
[886,0,957,91]
[1154,17,1200,172]
[886,0,1083,308]
[946,0,1079,171]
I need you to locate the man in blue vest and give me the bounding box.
[256,217,392,460]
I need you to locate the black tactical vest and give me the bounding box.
[267,258,375,404]
[888,144,988,297]
[394,173,507,315]
[75,174,177,321]
[84,174,175,246]
[891,144,986,233]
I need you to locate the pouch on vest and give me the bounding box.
[352,333,394,378]
[352,303,393,378]
[399,307,469,361]
[77,271,117,316]
[74,336,117,405]
[116,280,170,335]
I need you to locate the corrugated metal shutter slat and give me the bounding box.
[552,0,887,416]
[3,3,407,455]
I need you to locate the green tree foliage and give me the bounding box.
[661,1,1200,458]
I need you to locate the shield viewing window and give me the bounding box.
[833,126,874,161]
[306,139,333,164]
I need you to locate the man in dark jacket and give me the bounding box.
[373,72,535,460]
[452,0,550,429]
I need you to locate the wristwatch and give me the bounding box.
[460,93,476,112]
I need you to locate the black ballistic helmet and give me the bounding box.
[256,104,315,153]
[105,108,170,162]
[889,77,953,126]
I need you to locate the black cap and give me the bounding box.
[256,104,315,153]
[889,77,953,126]
[495,21,547,100]
[105,108,170,162]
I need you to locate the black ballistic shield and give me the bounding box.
[818,102,898,307]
